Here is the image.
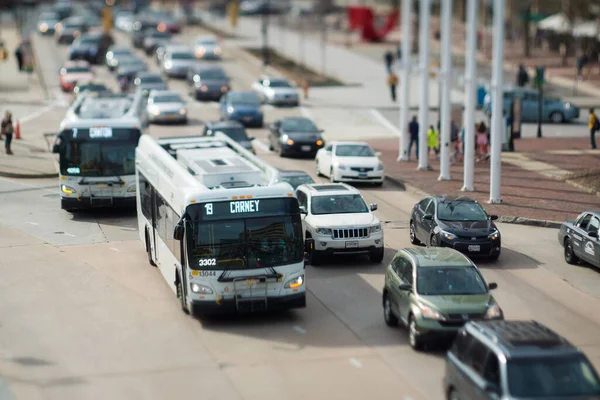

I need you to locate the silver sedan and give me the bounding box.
[146,90,188,124]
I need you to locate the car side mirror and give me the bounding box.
[589,231,598,238]
[173,224,184,240]
[375,151,382,157]
[488,282,498,290]
[370,203,378,211]
[299,206,307,215]
[490,215,499,221]
[423,214,433,220]
[398,283,412,291]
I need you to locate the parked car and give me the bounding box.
[187,65,230,101]
[105,45,133,71]
[53,1,72,19]
[143,30,171,56]
[483,87,580,123]
[73,81,109,95]
[268,117,324,157]
[383,247,502,351]
[444,320,600,399]
[251,75,300,106]
[202,121,255,154]
[37,12,61,35]
[54,17,87,45]
[193,34,222,60]
[59,60,95,92]
[409,195,501,261]
[116,56,148,81]
[295,183,384,264]
[160,45,197,79]
[558,210,600,268]
[134,72,168,96]
[146,90,187,124]
[68,32,114,64]
[275,170,315,189]
[219,91,263,127]
[315,141,384,185]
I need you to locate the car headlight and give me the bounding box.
[61,185,76,195]
[164,61,172,69]
[191,282,213,294]
[40,23,48,32]
[336,162,347,170]
[284,274,304,289]
[564,102,571,109]
[200,85,208,92]
[227,106,234,113]
[196,47,206,57]
[315,227,332,236]
[214,47,222,55]
[127,185,136,193]
[221,86,228,93]
[376,162,384,171]
[485,304,502,319]
[488,230,499,240]
[179,108,187,115]
[149,107,160,116]
[316,140,323,146]
[370,224,382,233]
[280,134,289,142]
[420,305,446,321]
[440,230,457,241]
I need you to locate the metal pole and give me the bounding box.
[417,0,431,171]
[321,6,327,75]
[462,0,478,191]
[489,0,505,203]
[398,0,412,161]
[262,0,270,66]
[537,77,543,137]
[439,0,452,180]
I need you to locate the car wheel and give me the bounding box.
[369,247,384,263]
[330,168,336,183]
[409,221,421,245]
[383,292,398,327]
[408,315,423,351]
[550,111,565,123]
[176,274,190,315]
[564,238,579,265]
[316,160,323,177]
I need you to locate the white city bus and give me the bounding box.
[135,133,308,316]
[52,90,148,211]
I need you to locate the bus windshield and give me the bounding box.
[58,128,141,177]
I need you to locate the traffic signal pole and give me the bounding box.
[397,0,412,161]
[417,0,431,171]
[489,0,505,204]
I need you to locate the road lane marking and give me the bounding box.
[299,106,313,120]
[64,233,76,237]
[110,247,121,252]
[369,108,401,136]
[253,139,272,153]
[19,104,57,125]
[293,326,306,335]
[25,222,39,226]
[349,358,363,369]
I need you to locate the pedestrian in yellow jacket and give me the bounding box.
[427,125,439,159]
[387,72,398,102]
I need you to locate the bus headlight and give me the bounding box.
[284,274,304,289]
[191,283,213,294]
[61,185,76,195]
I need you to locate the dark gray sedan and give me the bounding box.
[188,65,230,101]
[558,211,600,268]
[134,72,168,96]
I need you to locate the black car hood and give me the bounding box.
[199,78,228,87]
[438,219,496,237]
[283,131,322,141]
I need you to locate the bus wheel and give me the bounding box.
[145,229,156,267]
[177,275,190,315]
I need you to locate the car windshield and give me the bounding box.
[416,266,488,295]
[65,67,90,73]
[64,22,85,29]
[111,48,131,55]
[230,93,259,106]
[119,58,141,66]
[58,128,140,177]
[152,94,182,103]
[217,127,249,141]
[437,201,489,221]
[507,355,600,397]
[188,216,303,270]
[335,144,374,157]
[311,194,368,215]
[150,32,170,38]
[200,69,227,79]
[281,174,314,189]
[78,84,106,91]
[281,118,318,132]
[171,52,194,60]
[139,75,163,84]
[268,80,292,88]
[196,39,217,45]
[76,37,99,45]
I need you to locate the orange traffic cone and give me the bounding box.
[15,119,21,140]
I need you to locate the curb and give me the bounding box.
[384,175,561,229]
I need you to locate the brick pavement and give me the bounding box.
[368,137,600,223]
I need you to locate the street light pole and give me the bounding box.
[462,0,478,192]
[489,0,505,204]
[398,0,412,161]
[261,0,270,66]
[438,0,453,181]
[417,0,431,171]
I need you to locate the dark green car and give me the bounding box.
[382,247,503,350]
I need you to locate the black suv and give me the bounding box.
[444,320,600,400]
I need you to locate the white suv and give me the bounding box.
[296,183,384,265]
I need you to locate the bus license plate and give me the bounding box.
[301,145,311,152]
[468,245,480,252]
[345,241,359,248]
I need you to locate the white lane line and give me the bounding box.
[253,139,272,153]
[293,326,306,335]
[349,358,363,369]
[26,222,39,225]
[110,247,121,252]
[299,106,313,120]
[369,108,401,136]
[64,233,76,237]
[19,104,56,124]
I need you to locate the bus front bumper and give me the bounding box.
[190,292,306,316]
[61,196,136,210]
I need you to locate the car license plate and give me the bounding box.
[345,241,359,248]
[359,173,368,177]
[468,245,480,252]
[301,145,311,152]
[166,115,173,120]
[244,116,253,121]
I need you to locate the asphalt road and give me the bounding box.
[1,17,600,400]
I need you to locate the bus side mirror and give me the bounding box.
[173,224,184,240]
[299,206,307,215]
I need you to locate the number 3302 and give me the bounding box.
[198,258,217,267]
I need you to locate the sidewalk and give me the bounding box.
[367,137,600,224]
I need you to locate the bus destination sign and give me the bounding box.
[196,198,299,220]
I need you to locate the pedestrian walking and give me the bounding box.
[407,116,419,160]
[450,120,460,163]
[516,64,529,87]
[476,121,489,162]
[387,72,398,102]
[427,125,440,160]
[1,111,15,155]
[384,50,394,73]
[14,45,23,71]
[588,108,599,149]
[577,54,587,80]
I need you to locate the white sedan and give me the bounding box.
[251,76,300,106]
[315,141,384,186]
